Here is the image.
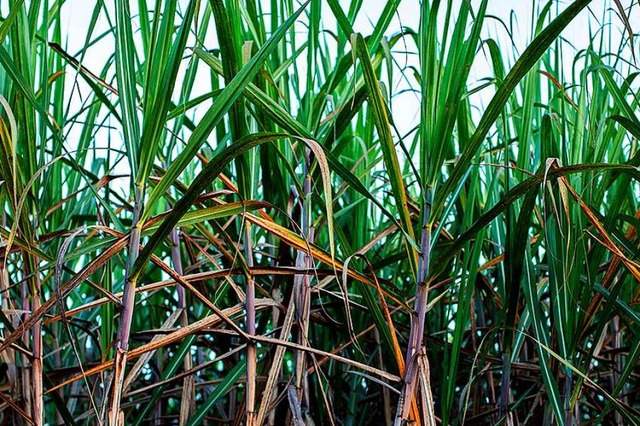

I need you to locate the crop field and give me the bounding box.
[0,0,639,424]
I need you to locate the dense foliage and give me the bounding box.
[0,0,639,424]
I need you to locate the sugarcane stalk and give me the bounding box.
[170,228,195,425]
[395,190,434,425]
[109,185,143,425]
[294,149,313,416]
[245,223,257,425]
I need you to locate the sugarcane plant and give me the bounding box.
[0,0,639,425]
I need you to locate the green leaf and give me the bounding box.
[186,360,246,426]
[114,0,141,178]
[351,33,416,270]
[143,200,268,234]
[142,1,309,221]
[433,0,595,221]
[130,133,288,281]
[136,0,198,187]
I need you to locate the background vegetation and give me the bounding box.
[0,0,639,424]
